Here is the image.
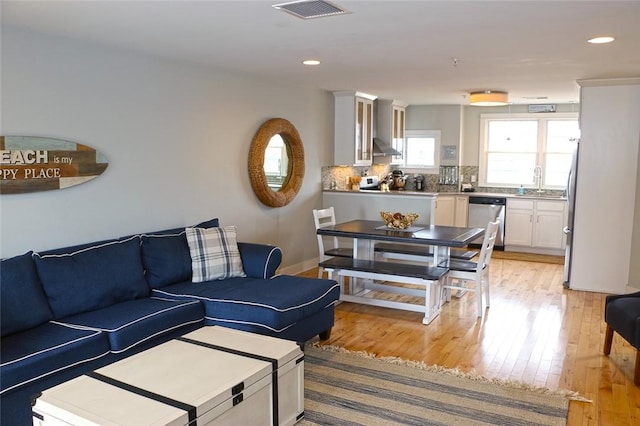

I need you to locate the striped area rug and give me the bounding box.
[301,345,576,426]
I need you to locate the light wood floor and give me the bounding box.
[299,255,640,425]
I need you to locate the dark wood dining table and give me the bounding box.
[317,219,484,265]
[316,220,485,324]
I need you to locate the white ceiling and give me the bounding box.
[3,0,640,105]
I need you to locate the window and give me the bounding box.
[392,130,440,170]
[479,113,578,189]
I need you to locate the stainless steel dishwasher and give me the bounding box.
[467,196,506,249]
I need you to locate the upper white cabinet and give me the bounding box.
[505,198,566,253]
[334,91,377,166]
[376,99,407,158]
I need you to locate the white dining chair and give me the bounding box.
[442,220,500,318]
[312,207,353,279]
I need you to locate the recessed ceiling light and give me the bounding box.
[588,36,615,44]
[302,59,321,65]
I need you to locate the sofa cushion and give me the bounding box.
[1,252,53,337]
[237,242,282,279]
[141,230,192,289]
[186,226,246,282]
[55,297,204,353]
[141,218,220,289]
[33,236,149,318]
[0,322,110,395]
[152,275,340,332]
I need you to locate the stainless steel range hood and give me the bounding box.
[372,138,401,156]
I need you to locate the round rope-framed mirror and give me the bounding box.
[248,118,305,207]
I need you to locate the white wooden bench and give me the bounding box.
[318,257,449,324]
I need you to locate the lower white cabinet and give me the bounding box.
[505,204,533,246]
[434,195,455,226]
[435,195,467,227]
[454,196,468,227]
[505,198,566,254]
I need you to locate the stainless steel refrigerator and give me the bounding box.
[563,138,579,288]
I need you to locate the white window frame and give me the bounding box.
[392,129,440,172]
[478,112,579,189]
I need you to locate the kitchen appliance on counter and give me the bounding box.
[467,196,506,249]
[461,183,475,192]
[391,170,407,190]
[359,175,380,190]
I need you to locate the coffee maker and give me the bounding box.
[391,170,407,190]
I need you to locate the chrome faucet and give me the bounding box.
[533,165,544,194]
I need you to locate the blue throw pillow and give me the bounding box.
[195,218,220,228]
[1,252,53,336]
[141,218,219,288]
[33,236,149,318]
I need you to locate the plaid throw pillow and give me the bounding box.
[185,226,246,282]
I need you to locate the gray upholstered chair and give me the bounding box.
[603,291,640,385]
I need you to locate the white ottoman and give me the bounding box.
[33,326,304,426]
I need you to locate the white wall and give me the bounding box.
[570,80,640,293]
[0,27,334,271]
[631,133,640,291]
[405,105,462,166]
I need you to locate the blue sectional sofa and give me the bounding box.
[0,218,339,425]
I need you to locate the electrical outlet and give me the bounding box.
[471,175,476,183]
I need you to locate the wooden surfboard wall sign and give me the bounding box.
[0,136,109,194]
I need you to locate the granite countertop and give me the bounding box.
[323,189,566,200]
[324,189,438,196]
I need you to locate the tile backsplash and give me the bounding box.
[321,165,565,196]
[321,164,391,190]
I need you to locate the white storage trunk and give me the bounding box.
[33,337,274,425]
[179,327,304,426]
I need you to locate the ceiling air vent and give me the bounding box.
[272,0,349,20]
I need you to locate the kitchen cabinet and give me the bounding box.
[454,196,468,227]
[505,201,534,246]
[333,91,377,166]
[434,195,455,226]
[435,195,467,226]
[376,99,407,159]
[505,198,566,254]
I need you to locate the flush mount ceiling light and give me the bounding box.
[272,0,349,20]
[302,59,321,65]
[469,90,509,106]
[588,36,615,44]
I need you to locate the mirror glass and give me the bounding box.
[264,134,289,191]
[248,118,304,207]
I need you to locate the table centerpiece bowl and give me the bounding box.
[380,211,419,230]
